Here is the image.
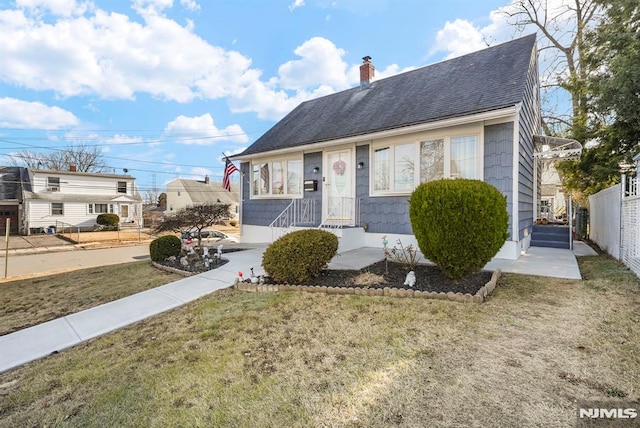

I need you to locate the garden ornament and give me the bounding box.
[404,271,416,287]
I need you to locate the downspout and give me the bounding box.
[512,102,522,256]
[239,163,245,239]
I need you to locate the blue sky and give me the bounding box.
[0,0,534,199]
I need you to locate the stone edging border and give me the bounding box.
[152,261,195,277]
[234,268,502,303]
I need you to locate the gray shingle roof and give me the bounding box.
[239,34,536,157]
[174,179,239,205]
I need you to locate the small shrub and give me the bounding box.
[262,229,338,284]
[229,220,237,227]
[149,235,182,262]
[409,179,508,279]
[96,213,120,227]
[383,239,421,270]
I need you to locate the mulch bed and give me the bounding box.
[155,249,492,295]
[155,248,247,274]
[279,261,492,295]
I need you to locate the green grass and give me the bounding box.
[1,254,639,427]
[0,261,183,335]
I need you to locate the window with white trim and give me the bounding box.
[47,177,60,192]
[251,157,303,197]
[51,203,64,216]
[117,181,127,193]
[88,203,114,214]
[371,134,480,195]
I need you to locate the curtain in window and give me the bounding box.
[287,160,302,195]
[271,161,285,194]
[450,136,477,179]
[420,139,445,182]
[374,147,389,191]
[260,163,269,194]
[394,144,415,191]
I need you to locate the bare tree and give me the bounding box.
[506,0,603,136]
[9,150,48,168]
[10,143,108,172]
[154,204,232,249]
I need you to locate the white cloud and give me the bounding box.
[189,166,211,179]
[180,0,200,11]
[131,0,174,16]
[432,19,489,60]
[15,0,91,17]
[228,37,359,120]
[0,97,79,129]
[0,6,258,103]
[0,5,379,122]
[277,37,350,91]
[164,113,249,145]
[289,0,305,12]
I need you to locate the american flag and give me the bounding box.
[222,157,239,192]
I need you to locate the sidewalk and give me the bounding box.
[0,246,268,373]
[0,242,595,373]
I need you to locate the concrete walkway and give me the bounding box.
[0,241,596,373]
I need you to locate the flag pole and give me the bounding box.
[222,152,244,177]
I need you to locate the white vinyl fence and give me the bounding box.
[589,184,621,259]
[590,175,640,277]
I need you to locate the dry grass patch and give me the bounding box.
[351,271,386,287]
[0,254,638,427]
[0,261,183,335]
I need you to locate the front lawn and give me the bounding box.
[0,254,638,427]
[0,261,183,336]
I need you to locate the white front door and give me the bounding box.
[121,205,129,221]
[323,148,355,226]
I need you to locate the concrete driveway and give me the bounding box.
[1,234,73,251]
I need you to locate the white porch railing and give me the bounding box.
[269,199,316,241]
[318,197,360,230]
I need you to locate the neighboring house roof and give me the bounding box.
[22,192,142,202]
[169,179,240,205]
[31,168,135,180]
[0,166,29,201]
[237,34,536,157]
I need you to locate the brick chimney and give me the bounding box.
[360,56,375,89]
[69,163,77,172]
[204,175,210,184]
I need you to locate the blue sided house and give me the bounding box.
[232,34,543,260]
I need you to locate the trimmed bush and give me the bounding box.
[262,229,339,284]
[149,235,182,262]
[409,179,509,279]
[97,213,120,227]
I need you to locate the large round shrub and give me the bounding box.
[262,229,339,284]
[149,235,182,262]
[96,213,120,227]
[409,179,509,279]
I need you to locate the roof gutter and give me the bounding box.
[231,106,518,161]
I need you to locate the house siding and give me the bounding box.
[32,173,135,197]
[484,123,514,236]
[356,145,412,234]
[517,49,541,240]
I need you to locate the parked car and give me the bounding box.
[182,228,238,245]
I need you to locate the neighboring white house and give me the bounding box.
[165,176,239,220]
[23,166,142,233]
